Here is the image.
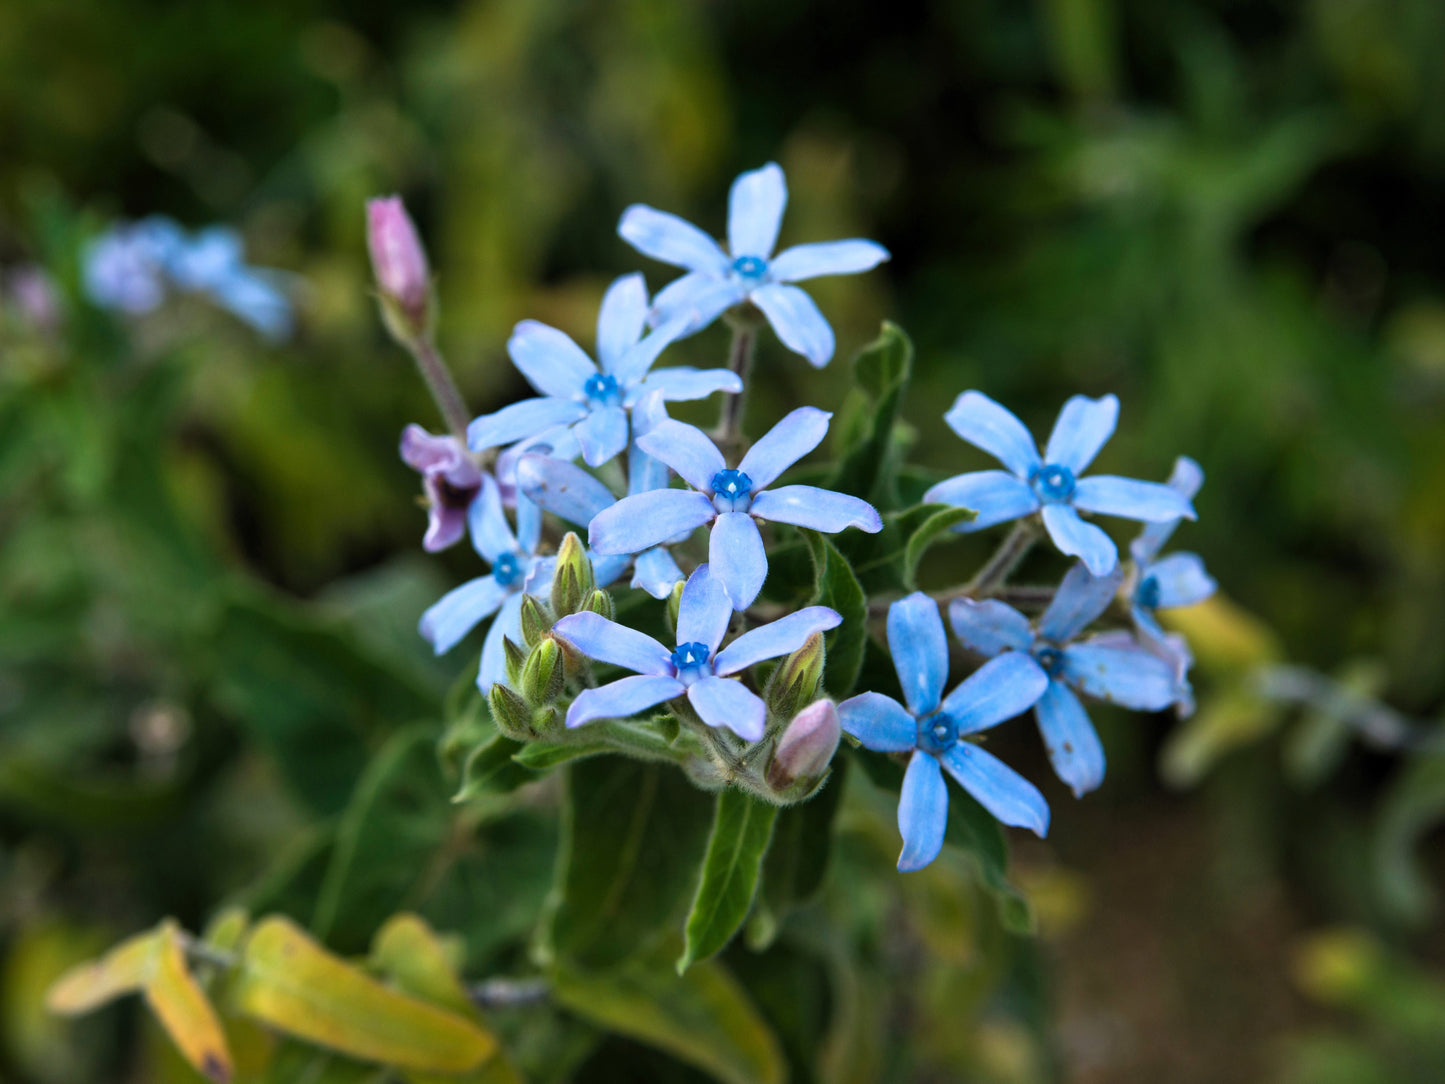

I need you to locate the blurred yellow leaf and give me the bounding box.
[144,923,234,1083]
[46,926,162,1016]
[1164,594,1282,672]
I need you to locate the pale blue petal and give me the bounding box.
[713,606,842,676]
[837,692,917,752]
[887,592,947,717]
[507,320,597,398]
[618,205,730,274]
[589,489,713,555]
[552,612,672,676]
[521,554,556,597]
[515,492,543,554]
[632,546,685,599]
[897,751,948,872]
[468,474,519,564]
[467,397,586,453]
[710,512,767,610]
[628,391,672,495]
[941,743,1049,838]
[675,563,733,654]
[573,406,629,468]
[211,271,293,340]
[737,406,831,490]
[1043,394,1118,474]
[1034,680,1106,797]
[636,419,726,492]
[769,239,890,282]
[947,598,1033,657]
[922,471,1039,532]
[750,283,835,367]
[649,272,748,332]
[1146,552,1216,609]
[596,273,649,373]
[1130,456,1205,563]
[516,454,616,528]
[941,391,1041,478]
[478,593,525,692]
[750,485,883,534]
[1061,641,1178,710]
[495,425,582,503]
[1039,561,1124,643]
[727,162,787,258]
[611,316,691,387]
[1040,504,1118,576]
[687,676,767,741]
[419,576,509,655]
[1072,476,1196,523]
[567,674,685,728]
[632,366,744,403]
[591,552,631,589]
[941,652,1050,735]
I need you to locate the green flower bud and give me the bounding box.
[521,637,564,707]
[765,631,826,721]
[550,533,595,616]
[581,588,614,621]
[520,594,553,647]
[666,579,684,638]
[503,635,527,686]
[766,699,841,797]
[489,682,533,739]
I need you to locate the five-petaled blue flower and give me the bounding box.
[554,564,840,742]
[588,406,883,610]
[949,562,1181,798]
[419,475,555,692]
[838,593,1051,872]
[467,273,741,468]
[619,163,889,367]
[925,391,1197,576]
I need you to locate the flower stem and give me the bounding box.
[714,322,755,455]
[468,976,550,1009]
[965,520,1040,598]
[410,336,473,446]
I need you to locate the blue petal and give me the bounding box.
[947,598,1033,657]
[467,397,586,453]
[211,271,293,340]
[1146,552,1216,609]
[649,271,748,332]
[1130,455,1205,562]
[596,273,650,373]
[941,651,1050,735]
[941,743,1049,838]
[1072,476,1196,523]
[495,425,582,501]
[727,162,787,258]
[887,592,948,717]
[897,751,948,872]
[1040,504,1118,576]
[618,205,730,274]
[478,592,525,691]
[515,492,544,554]
[687,676,767,741]
[467,474,519,564]
[552,612,672,675]
[516,454,616,528]
[750,283,835,367]
[628,391,673,495]
[710,512,768,610]
[1038,561,1124,643]
[713,606,842,676]
[1043,394,1118,474]
[675,563,733,654]
[632,546,685,599]
[1034,680,1105,797]
[1061,641,1178,710]
[611,316,691,387]
[573,405,629,467]
[591,552,631,589]
[636,419,726,492]
[837,692,917,752]
[922,471,1039,532]
[737,406,831,490]
[507,320,598,398]
[567,674,685,728]
[632,366,744,403]
[419,576,509,655]
[941,391,1041,478]
[769,239,890,282]
[589,489,713,555]
[750,485,883,534]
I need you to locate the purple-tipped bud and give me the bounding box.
[367,196,431,337]
[767,699,841,794]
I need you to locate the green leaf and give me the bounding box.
[748,758,848,950]
[1375,753,1445,927]
[543,758,715,971]
[678,790,779,973]
[804,532,868,699]
[829,322,913,505]
[453,733,537,801]
[901,504,978,589]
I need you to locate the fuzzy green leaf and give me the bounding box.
[829,322,913,505]
[805,532,868,698]
[902,504,978,589]
[678,790,779,973]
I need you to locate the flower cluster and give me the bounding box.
[381,162,1216,874]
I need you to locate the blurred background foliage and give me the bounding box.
[2,0,1445,1080]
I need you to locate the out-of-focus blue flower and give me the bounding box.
[553,564,840,741]
[467,273,739,468]
[83,217,179,313]
[588,406,883,610]
[418,475,555,692]
[399,424,484,553]
[618,163,889,367]
[924,391,1196,575]
[949,562,1181,798]
[838,593,1050,871]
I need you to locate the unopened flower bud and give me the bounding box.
[520,594,554,648]
[765,631,827,721]
[551,533,595,616]
[366,195,432,343]
[666,579,684,637]
[766,699,841,794]
[581,588,614,620]
[521,637,564,707]
[489,682,533,738]
[503,635,527,686]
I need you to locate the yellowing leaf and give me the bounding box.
[1163,594,1281,672]
[46,927,163,1016]
[145,923,234,1083]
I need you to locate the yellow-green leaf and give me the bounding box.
[145,922,234,1083]
[46,926,163,1016]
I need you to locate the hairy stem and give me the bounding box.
[411,336,473,445]
[965,520,1040,598]
[714,322,756,455]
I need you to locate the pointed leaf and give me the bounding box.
[748,758,848,949]
[804,532,868,698]
[829,322,913,505]
[901,504,978,589]
[145,922,234,1083]
[678,791,779,973]
[46,926,162,1016]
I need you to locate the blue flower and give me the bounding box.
[418,475,555,692]
[553,564,840,742]
[618,163,889,367]
[949,562,1182,798]
[924,391,1197,575]
[838,593,1050,871]
[467,273,740,468]
[399,424,484,552]
[588,407,883,610]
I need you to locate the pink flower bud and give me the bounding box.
[366,196,430,325]
[767,699,841,792]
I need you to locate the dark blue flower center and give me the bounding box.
[492,552,524,587]
[917,712,958,756]
[1033,645,1065,677]
[670,641,711,683]
[583,372,622,407]
[731,255,768,281]
[1135,574,1161,610]
[1031,463,1076,503]
[710,468,754,513]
